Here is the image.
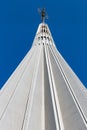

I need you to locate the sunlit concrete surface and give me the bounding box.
[0,23,87,130]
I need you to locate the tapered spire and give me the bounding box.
[0,14,87,130]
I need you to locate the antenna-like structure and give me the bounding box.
[38,8,48,23]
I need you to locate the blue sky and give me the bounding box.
[0,0,87,89]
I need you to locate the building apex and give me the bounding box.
[36,23,50,35]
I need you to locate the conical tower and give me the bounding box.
[0,11,87,130]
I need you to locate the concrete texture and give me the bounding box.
[0,23,87,130]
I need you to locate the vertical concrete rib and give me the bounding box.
[21,45,44,130]
[45,45,64,130]
[42,45,45,130]
[47,45,87,129]
[44,45,57,130]
[52,45,87,120]
[50,45,87,126]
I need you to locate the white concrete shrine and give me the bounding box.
[0,22,87,130]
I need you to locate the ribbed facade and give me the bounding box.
[0,23,87,130]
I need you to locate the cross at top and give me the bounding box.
[38,8,48,23]
[41,8,46,22]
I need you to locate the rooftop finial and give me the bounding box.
[38,8,48,23]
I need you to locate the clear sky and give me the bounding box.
[0,0,87,89]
